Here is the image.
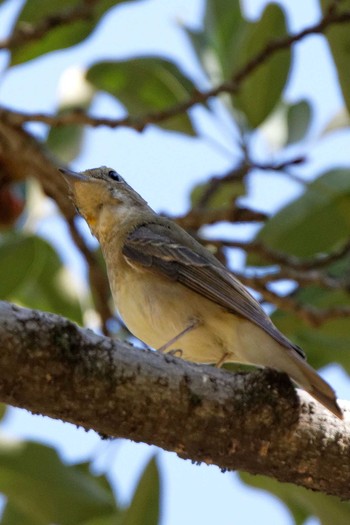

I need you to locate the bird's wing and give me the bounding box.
[123,223,304,357]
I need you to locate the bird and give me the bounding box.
[59,165,343,419]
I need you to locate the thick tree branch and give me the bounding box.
[1,301,349,498]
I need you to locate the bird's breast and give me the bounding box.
[108,261,241,364]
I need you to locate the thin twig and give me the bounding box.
[0,0,100,51]
[238,275,350,326]
[2,7,350,130]
[212,238,350,270]
[174,206,267,230]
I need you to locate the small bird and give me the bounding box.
[60,166,342,419]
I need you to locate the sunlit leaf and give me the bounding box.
[10,0,129,66]
[87,58,197,135]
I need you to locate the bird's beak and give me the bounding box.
[58,167,88,184]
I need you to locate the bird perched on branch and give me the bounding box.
[60,166,342,419]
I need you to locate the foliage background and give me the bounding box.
[1,0,350,523]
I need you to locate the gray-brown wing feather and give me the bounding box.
[123,223,305,357]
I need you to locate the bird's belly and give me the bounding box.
[112,269,241,364]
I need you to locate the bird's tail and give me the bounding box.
[236,320,342,418]
[278,350,343,419]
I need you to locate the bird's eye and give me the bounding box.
[108,170,122,182]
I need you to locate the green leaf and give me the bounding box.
[185,2,290,126]
[0,233,83,323]
[47,110,88,163]
[10,0,128,66]
[0,441,117,525]
[121,457,160,525]
[272,276,350,374]
[86,58,197,135]
[233,3,291,128]
[251,169,350,261]
[247,168,350,373]
[270,255,350,372]
[190,179,245,209]
[286,100,312,144]
[320,0,350,114]
[272,309,350,374]
[185,0,245,82]
[240,472,350,525]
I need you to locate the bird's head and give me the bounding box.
[59,166,148,239]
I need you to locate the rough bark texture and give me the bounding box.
[0,301,349,499]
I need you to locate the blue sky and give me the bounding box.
[0,1,349,524]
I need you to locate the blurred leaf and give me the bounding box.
[271,256,350,372]
[10,0,128,66]
[248,167,350,372]
[273,310,350,374]
[0,233,83,323]
[191,179,245,209]
[286,100,312,144]
[233,3,291,128]
[0,441,117,525]
[185,0,245,83]
[240,472,350,525]
[121,457,160,525]
[47,110,87,163]
[272,282,350,373]
[86,58,197,135]
[0,404,7,422]
[320,0,350,114]
[47,67,95,163]
[250,169,350,262]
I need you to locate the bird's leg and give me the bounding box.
[215,353,231,368]
[157,319,200,354]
